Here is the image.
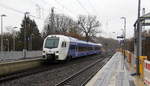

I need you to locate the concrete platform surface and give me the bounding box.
[86,52,145,86]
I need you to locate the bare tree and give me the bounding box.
[43,13,82,37]
[55,14,70,32]
[78,15,100,41]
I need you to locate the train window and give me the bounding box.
[64,42,66,47]
[95,46,100,50]
[78,46,88,52]
[61,41,66,47]
[70,45,76,50]
[45,37,59,48]
[88,46,92,51]
[93,46,95,50]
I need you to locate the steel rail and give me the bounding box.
[81,56,111,86]
[55,57,109,86]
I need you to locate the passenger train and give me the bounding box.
[42,35,102,61]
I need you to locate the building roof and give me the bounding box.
[142,12,150,18]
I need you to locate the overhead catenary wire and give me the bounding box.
[39,0,60,12]
[35,0,76,18]
[0,3,44,20]
[30,0,47,19]
[32,0,90,19]
[31,0,60,18]
[87,0,99,15]
[0,0,96,20]
[86,0,101,23]
[54,0,77,17]
[0,3,24,14]
[75,0,90,15]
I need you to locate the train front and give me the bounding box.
[42,35,69,61]
[42,36,60,61]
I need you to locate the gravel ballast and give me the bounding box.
[0,53,113,86]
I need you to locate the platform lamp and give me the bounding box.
[1,14,7,52]
[121,17,126,62]
[13,27,17,51]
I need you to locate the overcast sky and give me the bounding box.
[0,0,150,38]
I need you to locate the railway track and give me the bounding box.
[0,54,112,86]
[55,56,110,86]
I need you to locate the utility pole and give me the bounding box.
[51,7,55,33]
[142,8,145,16]
[28,23,31,50]
[142,8,145,55]
[13,27,17,51]
[136,0,141,75]
[30,34,33,50]
[23,12,29,58]
[24,12,29,50]
[36,4,41,19]
[6,39,9,51]
[29,33,33,51]
[1,14,6,51]
[134,26,137,59]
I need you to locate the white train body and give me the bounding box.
[42,35,102,61]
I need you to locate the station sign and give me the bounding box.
[117,36,124,39]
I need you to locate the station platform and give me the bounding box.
[86,52,145,86]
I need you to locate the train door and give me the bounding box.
[59,41,68,60]
[75,43,78,57]
[70,44,76,58]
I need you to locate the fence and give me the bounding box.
[144,60,150,86]
[0,51,42,62]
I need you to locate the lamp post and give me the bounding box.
[121,17,126,38]
[5,39,9,51]
[1,14,7,52]
[112,32,117,39]
[121,17,126,59]
[13,27,17,51]
[120,17,126,69]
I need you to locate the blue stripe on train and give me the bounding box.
[68,42,101,58]
[68,49,101,58]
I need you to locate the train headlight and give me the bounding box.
[56,51,59,53]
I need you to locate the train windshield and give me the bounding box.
[45,37,59,49]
